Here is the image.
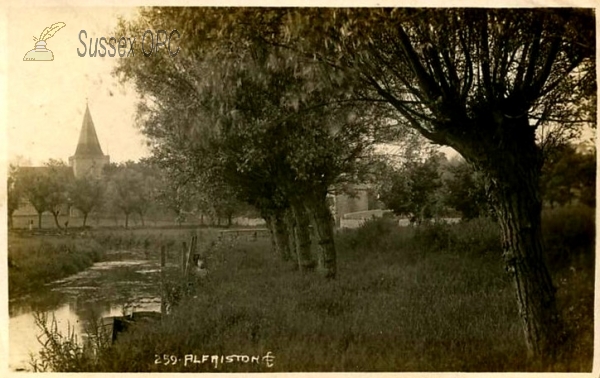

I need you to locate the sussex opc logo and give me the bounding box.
[23,22,66,61]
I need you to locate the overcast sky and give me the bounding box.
[5,6,148,166]
[2,1,596,167]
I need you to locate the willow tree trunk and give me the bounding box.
[83,212,89,228]
[306,191,336,279]
[490,167,565,365]
[291,201,316,272]
[37,212,42,229]
[273,208,292,262]
[284,209,298,265]
[456,119,565,366]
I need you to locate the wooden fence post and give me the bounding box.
[181,241,187,276]
[160,245,166,318]
[185,235,197,278]
[181,241,188,292]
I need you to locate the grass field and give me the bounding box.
[11,213,255,230]
[98,237,525,372]
[16,206,594,372]
[11,214,171,229]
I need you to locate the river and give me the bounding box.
[8,249,167,371]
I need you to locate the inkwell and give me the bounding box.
[23,22,66,61]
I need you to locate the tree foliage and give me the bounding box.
[69,175,105,227]
[15,160,72,229]
[103,162,146,228]
[44,160,73,229]
[114,8,403,278]
[540,142,596,208]
[379,153,444,223]
[443,158,490,220]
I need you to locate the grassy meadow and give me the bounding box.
[12,213,153,230]
[97,232,523,372]
[23,205,591,372]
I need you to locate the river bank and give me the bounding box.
[9,208,594,372]
[89,213,596,372]
[8,233,105,298]
[8,227,217,298]
[9,254,164,371]
[7,227,220,371]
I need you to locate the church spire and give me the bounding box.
[73,104,105,156]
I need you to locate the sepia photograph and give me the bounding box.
[2,2,596,374]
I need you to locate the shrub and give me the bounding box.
[447,218,501,256]
[8,236,105,296]
[412,221,453,252]
[542,205,595,269]
[338,206,595,265]
[336,217,412,256]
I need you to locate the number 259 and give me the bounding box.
[154,354,178,365]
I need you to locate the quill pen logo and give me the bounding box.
[23,22,66,61]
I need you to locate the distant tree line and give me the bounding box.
[377,141,595,224]
[7,160,254,230]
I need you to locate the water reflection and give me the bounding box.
[9,258,162,371]
[9,289,65,317]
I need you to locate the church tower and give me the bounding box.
[69,104,110,178]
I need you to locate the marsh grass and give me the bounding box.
[8,235,105,296]
[29,311,113,372]
[91,228,219,261]
[7,227,220,298]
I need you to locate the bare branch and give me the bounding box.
[479,15,494,99]
[395,24,441,101]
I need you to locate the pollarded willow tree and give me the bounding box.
[115,8,394,278]
[69,174,105,227]
[277,8,594,364]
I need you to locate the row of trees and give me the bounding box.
[114,8,595,362]
[115,9,414,279]
[7,160,252,230]
[8,160,85,229]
